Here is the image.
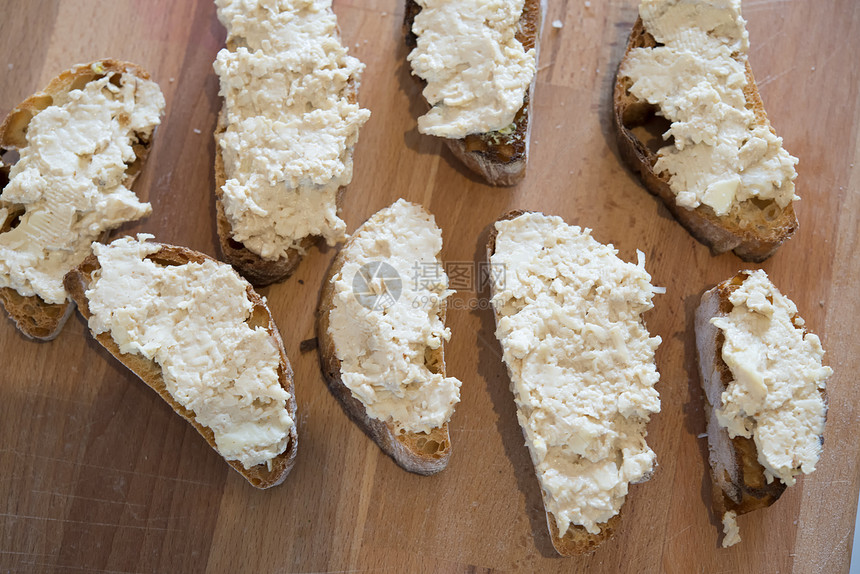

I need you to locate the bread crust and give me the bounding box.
[0,60,159,340]
[613,19,798,262]
[695,272,827,543]
[315,216,452,476]
[63,243,298,489]
[404,0,546,187]
[212,38,359,287]
[487,210,632,555]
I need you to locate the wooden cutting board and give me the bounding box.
[1,1,858,572]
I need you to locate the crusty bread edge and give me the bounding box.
[613,19,798,263]
[404,0,546,187]
[0,59,160,340]
[63,243,298,489]
[315,211,453,476]
[486,210,640,555]
[212,35,361,287]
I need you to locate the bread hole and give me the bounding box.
[423,346,441,374]
[145,255,185,268]
[70,73,99,92]
[124,142,146,178]
[627,106,673,155]
[109,73,123,88]
[420,439,441,455]
[228,238,245,251]
[247,304,269,330]
[1,205,24,233]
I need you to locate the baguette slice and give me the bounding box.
[0,60,160,340]
[213,10,365,287]
[317,202,456,475]
[404,0,545,186]
[613,18,798,262]
[64,241,298,489]
[487,210,656,555]
[695,271,827,546]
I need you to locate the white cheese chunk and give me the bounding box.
[620,0,798,216]
[490,212,662,536]
[0,71,164,304]
[408,0,536,138]
[86,235,293,470]
[327,199,461,433]
[721,510,741,547]
[214,0,370,260]
[711,269,831,486]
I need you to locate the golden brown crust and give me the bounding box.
[212,37,360,287]
[695,272,828,542]
[63,243,298,489]
[315,214,452,476]
[487,210,629,555]
[0,60,159,340]
[403,0,545,186]
[613,19,798,262]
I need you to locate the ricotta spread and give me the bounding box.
[721,510,741,547]
[214,0,370,261]
[490,213,662,536]
[408,0,537,138]
[711,270,830,486]
[0,70,164,304]
[327,199,461,433]
[86,235,293,469]
[620,0,798,216]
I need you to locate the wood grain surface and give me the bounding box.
[1,1,858,572]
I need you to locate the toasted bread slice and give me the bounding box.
[0,60,161,340]
[213,6,366,287]
[487,210,659,555]
[317,201,457,475]
[614,18,798,262]
[64,241,298,489]
[213,86,356,287]
[404,0,545,186]
[695,272,828,546]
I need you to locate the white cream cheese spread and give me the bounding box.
[214,0,370,261]
[490,212,662,536]
[408,0,537,138]
[0,70,164,304]
[711,270,830,487]
[620,0,798,216]
[86,235,293,469]
[327,199,461,434]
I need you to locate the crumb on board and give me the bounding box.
[552,19,563,29]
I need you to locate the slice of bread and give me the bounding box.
[317,201,457,475]
[614,18,798,262]
[63,241,298,489]
[0,60,161,340]
[213,5,366,287]
[404,0,545,186]
[695,272,827,546]
[487,210,659,555]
